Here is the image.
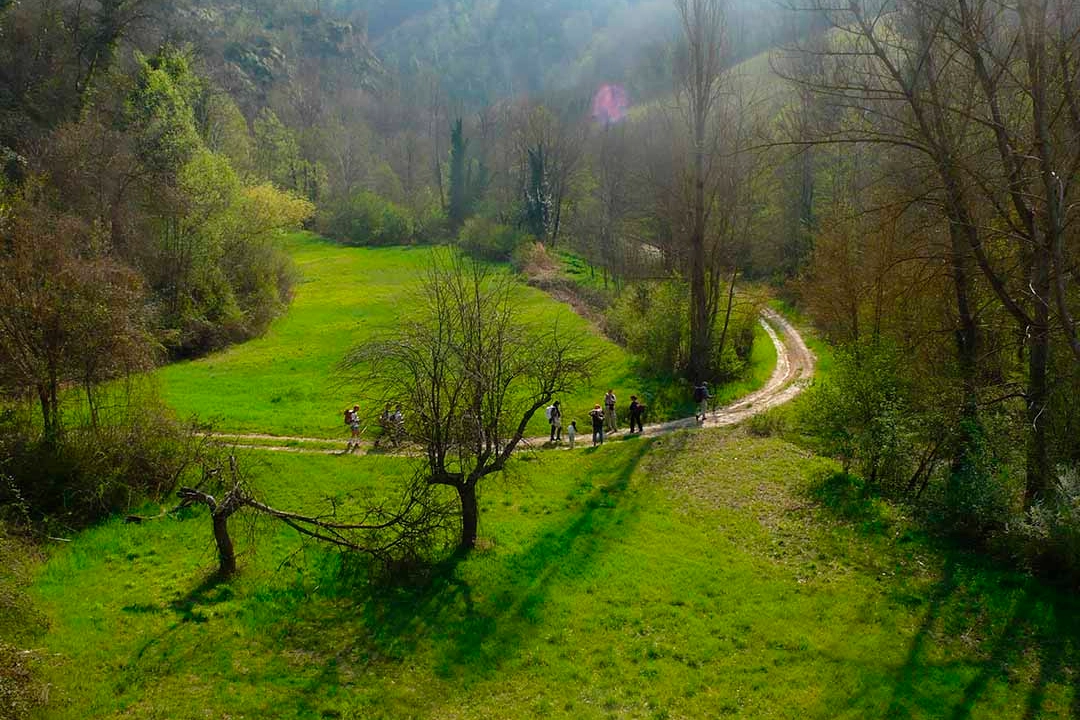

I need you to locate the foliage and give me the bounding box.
[606,279,757,382]
[1019,466,1080,579]
[0,391,202,528]
[802,340,916,485]
[319,190,416,247]
[456,217,531,262]
[606,280,688,376]
[0,528,46,720]
[125,48,204,178]
[0,195,152,439]
[447,118,487,229]
[156,148,314,357]
[521,144,552,239]
[253,109,326,200]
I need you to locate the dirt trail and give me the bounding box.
[214,310,815,456]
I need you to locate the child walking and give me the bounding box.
[567,421,577,449]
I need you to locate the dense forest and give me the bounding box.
[3,0,1080,716]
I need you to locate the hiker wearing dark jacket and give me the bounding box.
[548,400,563,442]
[589,404,605,446]
[628,396,645,433]
[693,382,711,422]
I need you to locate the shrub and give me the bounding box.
[319,191,415,247]
[511,241,558,276]
[0,527,47,720]
[411,187,449,244]
[1018,466,1080,580]
[0,390,200,529]
[457,217,531,261]
[748,407,787,438]
[802,340,917,486]
[606,280,688,376]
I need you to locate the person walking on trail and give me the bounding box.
[693,382,711,422]
[589,404,605,446]
[344,405,361,451]
[604,390,617,433]
[628,395,646,434]
[390,404,405,445]
[567,420,577,449]
[375,404,393,449]
[547,400,563,442]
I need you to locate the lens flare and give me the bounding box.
[591,84,629,125]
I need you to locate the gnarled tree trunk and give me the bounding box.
[457,482,479,551]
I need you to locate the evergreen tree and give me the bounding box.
[447,118,489,231]
[521,143,551,239]
[448,118,470,229]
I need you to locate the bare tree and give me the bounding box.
[511,99,589,245]
[674,0,729,381]
[345,252,597,550]
[0,200,152,442]
[782,0,1080,503]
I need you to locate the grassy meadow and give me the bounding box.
[157,233,763,440]
[22,235,1080,719]
[27,428,1080,719]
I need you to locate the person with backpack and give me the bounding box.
[628,395,646,434]
[589,404,605,446]
[604,389,617,433]
[344,405,361,451]
[547,400,563,442]
[693,382,711,422]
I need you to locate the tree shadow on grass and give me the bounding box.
[271,439,656,685]
[809,474,1080,719]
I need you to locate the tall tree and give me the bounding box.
[447,118,487,230]
[787,0,1080,504]
[674,0,728,381]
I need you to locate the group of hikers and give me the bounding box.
[344,382,714,453]
[545,389,649,449]
[343,403,404,453]
[546,382,713,449]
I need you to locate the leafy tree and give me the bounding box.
[254,108,326,200]
[805,341,916,487]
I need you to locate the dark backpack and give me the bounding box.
[693,386,706,403]
[344,409,353,426]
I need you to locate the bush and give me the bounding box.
[748,407,787,438]
[0,391,199,529]
[0,527,47,720]
[457,217,531,261]
[411,187,449,244]
[606,280,688,376]
[802,340,917,486]
[1018,466,1080,580]
[319,191,415,247]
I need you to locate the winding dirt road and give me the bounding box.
[215,310,815,455]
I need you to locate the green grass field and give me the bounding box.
[21,235,1080,719]
[156,234,768,440]
[28,428,1080,719]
